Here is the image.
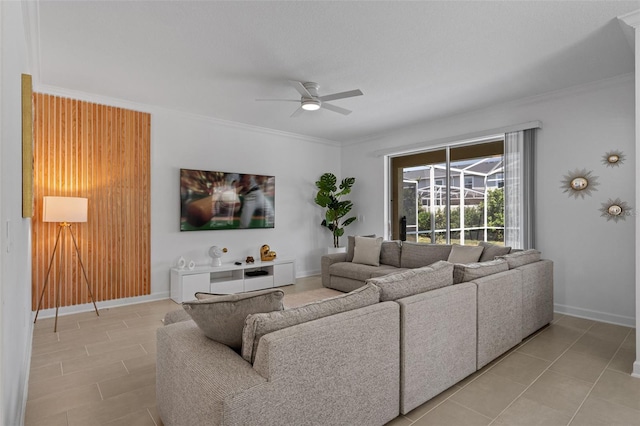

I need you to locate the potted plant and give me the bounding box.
[314,172,357,249]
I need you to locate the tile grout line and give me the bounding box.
[147,407,158,426]
[404,332,548,422]
[565,328,633,426]
[485,320,594,425]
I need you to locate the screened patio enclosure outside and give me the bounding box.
[401,156,505,245]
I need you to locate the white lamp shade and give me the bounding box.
[43,196,88,223]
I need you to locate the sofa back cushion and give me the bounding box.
[380,240,402,267]
[478,242,512,262]
[400,242,452,269]
[182,288,284,350]
[498,249,541,268]
[241,283,380,363]
[352,236,383,266]
[453,259,509,284]
[447,244,483,264]
[366,260,454,302]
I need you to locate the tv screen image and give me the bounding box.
[180,169,275,231]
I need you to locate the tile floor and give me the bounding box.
[25,276,640,426]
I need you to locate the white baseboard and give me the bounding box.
[20,319,35,426]
[296,269,321,278]
[32,291,171,320]
[554,303,635,327]
[633,361,640,379]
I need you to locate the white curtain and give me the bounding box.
[504,129,535,249]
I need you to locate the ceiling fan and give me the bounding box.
[256,81,363,117]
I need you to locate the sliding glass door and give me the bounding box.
[391,140,505,246]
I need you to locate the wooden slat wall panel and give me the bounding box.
[32,94,151,310]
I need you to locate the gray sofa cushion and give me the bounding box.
[346,234,376,262]
[366,260,454,302]
[329,262,403,282]
[182,288,284,350]
[478,241,512,262]
[352,236,383,266]
[453,258,509,284]
[162,309,192,325]
[498,249,541,268]
[400,242,452,269]
[447,244,483,264]
[380,240,402,267]
[242,283,380,363]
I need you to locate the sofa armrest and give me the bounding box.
[225,302,400,426]
[321,253,348,287]
[156,320,266,426]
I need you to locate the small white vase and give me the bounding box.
[212,257,222,267]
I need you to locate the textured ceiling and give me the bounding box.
[33,1,639,144]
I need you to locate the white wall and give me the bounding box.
[150,110,341,296]
[1,2,34,425]
[343,74,636,327]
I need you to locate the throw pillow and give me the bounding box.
[346,234,376,262]
[241,283,380,363]
[453,258,509,284]
[497,249,541,269]
[366,260,454,302]
[352,236,383,266]
[182,288,284,350]
[478,241,511,262]
[447,244,483,264]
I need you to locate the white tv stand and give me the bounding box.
[170,258,295,303]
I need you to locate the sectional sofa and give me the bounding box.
[156,241,553,425]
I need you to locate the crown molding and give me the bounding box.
[619,9,640,29]
[347,73,634,148]
[33,84,342,147]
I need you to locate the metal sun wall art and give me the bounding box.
[561,169,599,199]
[602,150,625,168]
[599,198,632,223]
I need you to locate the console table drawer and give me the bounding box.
[244,276,273,292]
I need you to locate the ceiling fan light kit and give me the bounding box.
[256,80,363,116]
[301,99,321,111]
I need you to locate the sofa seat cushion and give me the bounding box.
[366,260,454,302]
[478,241,512,262]
[182,288,284,350]
[453,258,509,284]
[400,242,452,269]
[242,283,380,363]
[329,262,403,282]
[498,249,541,268]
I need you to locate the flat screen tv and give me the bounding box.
[180,169,275,231]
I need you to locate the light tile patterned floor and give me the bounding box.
[25,277,640,426]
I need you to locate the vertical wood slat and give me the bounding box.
[31,93,151,310]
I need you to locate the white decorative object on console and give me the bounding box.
[188,260,196,270]
[170,258,295,303]
[177,256,186,270]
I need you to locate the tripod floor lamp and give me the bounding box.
[34,196,99,332]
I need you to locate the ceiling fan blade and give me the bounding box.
[255,99,299,102]
[289,81,312,98]
[290,106,304,118]
[322,103,352,116]
[318,89,363,102]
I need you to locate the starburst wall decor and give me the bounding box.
[599,198,632,222]
[602,150,625,168]
[561,169,599,199]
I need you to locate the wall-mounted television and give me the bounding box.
[180,168,275,231]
